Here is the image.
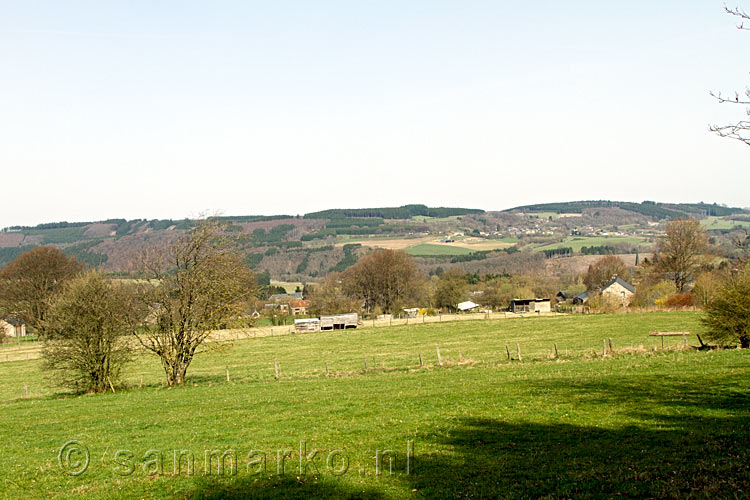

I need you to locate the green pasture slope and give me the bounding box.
[0,312,748,499]
[404,243,473,256]
[533,235,651,252]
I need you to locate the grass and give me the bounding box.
[701,216,750,230]
[533,235,650,252]
[404,244,474,256]
[0,311,747,499]
[269,280,305,293]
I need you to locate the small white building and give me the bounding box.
[457,301,480,312]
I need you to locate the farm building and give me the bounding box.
[600,277,636,305]
[403,308,419,318]
[321,313,358,330]
[0,317,26,337]
[289,299,309,316]
[457,301,480,312]
[295,313,359,332]
[510,298,551,313]
[572,291,592,305]
[573,277,636,305]
[294,318,320,333]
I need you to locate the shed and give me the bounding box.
[294,318,320,333]
[320,313,358,330]
[510,298,551,313]
[457,301,480,312]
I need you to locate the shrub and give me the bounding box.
[42,272,141,393]
[702,268,750,348]
[665,293,694,308]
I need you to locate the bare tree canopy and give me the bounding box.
[0,246,83,335]
[653,219,709,293]
[343,248,423,314]
[710,6,750,146]
[136,219,256,386]
[584,255,631,291]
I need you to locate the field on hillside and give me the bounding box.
[533,235,651,252]
[342,236,517,255]
[1,312,748,499]
[404,243,473,256]
[701,216,750,230]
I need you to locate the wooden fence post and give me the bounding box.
[506,345,510,360]
[226,367,230,382]
[608,338,613,352]
[602,339,607,356]
[516,343,522,362]
[419,353,423,366]
[554,343,558,358]
[274,359,279,380]
[436,345,443,366]
[139,376,143,389]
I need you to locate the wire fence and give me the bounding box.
[0,311,563,363]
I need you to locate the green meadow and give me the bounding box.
[533,235,651,252]
[1,311,748,499]
[404,243,474,256]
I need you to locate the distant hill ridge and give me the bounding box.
[505,201,745,219]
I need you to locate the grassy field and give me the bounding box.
[404,243,474,256]
[269,281,306,293]
[533,235,651,252]
[1,312,748,499]
[701,216,750,230]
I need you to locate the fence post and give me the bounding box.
[226,367,230,382]
[506,345,510,360]
[436,345,443,366]
[516,343,522,362]
[602,339,606,356]
[419,353,423,366]
[554,343,558,358]
[608,338,613,352]
[274,359,280,380]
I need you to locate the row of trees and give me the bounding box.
[0,220,257,392]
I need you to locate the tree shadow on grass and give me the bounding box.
[188,476,385,500]
[408,416,749,499]
[184,370,749,499]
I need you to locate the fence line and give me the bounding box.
[0,311,563,363]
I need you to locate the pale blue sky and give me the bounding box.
[1,1,748,227]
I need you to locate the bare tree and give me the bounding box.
[653,218,709,292]
[136,219,256,386]
[343,249,423,314]
[583,255,631,291]
[710,6,750,146]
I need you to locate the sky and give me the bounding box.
[1,1,748,228]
